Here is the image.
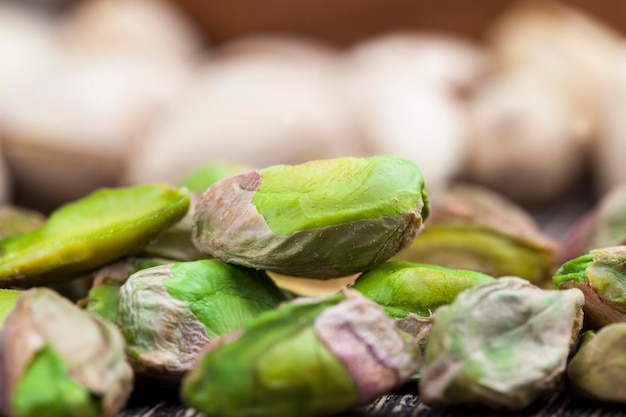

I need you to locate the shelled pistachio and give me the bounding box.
[193,155,429,279]
[0,184,189,288]
[117,259,286,383]
[393,183,558,285]
[419,277,584,410]
[181,289,419,417]
[567,324,626,402]
[178,162,251,193]
[554,246,626,329]
[0,288,133,417]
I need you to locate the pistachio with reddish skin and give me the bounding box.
[0,288,133,417]
[192,155,429,279]
[117,259,285,383]
[554,246,626,329]
[393,183,559,285]
[181,289,419,417]
[419,277,584,410]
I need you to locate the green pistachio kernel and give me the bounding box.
[117,259,286,382]
[0,184,190,288]
[193,155,429,279]
[181,290,419,417]
[352,261,494,318]
[0,289,20,327]
[179,162,250,193]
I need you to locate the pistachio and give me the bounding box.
[117,259,285,382]
[193,155,429,279]
[419,277,584,410]
[178,162,251,193]
[567,324,626,402]
[0,288,133,417]
[0,184,189,288]
[393,183,558,285]
[554,246,626,329]
[181,289,419,417]
[0,289,19,327]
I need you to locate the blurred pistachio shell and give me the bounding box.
[0,289,20,327]
[0,184,189,288]
[554,246,626,329]
[117,259,285,382]
[394,183,558,285]
[419,277,584,410]
[567,323,626,402]
[269,272,357,297]
[0,206,45,240]
[181,289,419,417]
[193,155,429,279]
[560,185,626,263]
[0,288,132,417]
[352,261,494,318]
[83,257,172,322]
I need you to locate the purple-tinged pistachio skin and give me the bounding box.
[181,289,419,417]
[192,156,429,279]
[419,277,584,410]
[0,288,133,417]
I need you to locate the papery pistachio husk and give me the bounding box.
[0,206,45,240]
[117,259,285,383]
[82,257,173,322]
[0,289,20,327]
[0,184,189,288]
[560,185,626,263]
[0,288,133,417]
[181,289,420,417]
[567,323,626,402]
[192,155,429,279]
[393,184,559,285]
[554,246,626,329]
[419,276,584,410]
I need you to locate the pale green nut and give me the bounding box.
[179,162,250,193]
[0,288,133,417]
[419,277,584,410]
[0,184,190,288]
[553,246,626,329]
[181,289,420,417]
[192,155,429,279]
[117,259,286,382]
[352,261,494,319]
[393,184,558,285]
[0,289,20,327]
[567,324,626,402]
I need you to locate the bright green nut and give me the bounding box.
[0,288,133,417]
[117,259,286,382]
[179,162,250,193]
[0,289,20,327]
[419,277,584,410]
[181,289,420,417]
[0,184,190,288]
[193,155,429,279]
[393,184,558,285]
[567,324,626,402]
[352,261,494,318]
[0,206,45,240]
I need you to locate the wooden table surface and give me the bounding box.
[119,186,607,417]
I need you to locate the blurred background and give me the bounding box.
[0,0,623,228]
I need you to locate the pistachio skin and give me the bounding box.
[193,156,429,279]
[117,259,286,382]
[419,277,584,410]
[567,324,626,402]
[352,261,494,318]
[393,184,558,285]
[0,288,133,417]
[0,184,190,288]
[181,290,419,417]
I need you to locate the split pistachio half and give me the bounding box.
[193,155,429,278]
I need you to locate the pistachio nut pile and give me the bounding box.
[0,154,624,416]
